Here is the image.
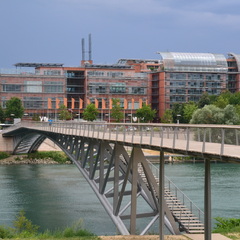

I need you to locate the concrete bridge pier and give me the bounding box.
[0,133,13,153]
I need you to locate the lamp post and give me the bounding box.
[177,114,181,124]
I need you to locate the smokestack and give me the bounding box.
[88,34,92,61]
[81,38,85,61]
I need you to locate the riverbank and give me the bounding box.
[0,154,66,165]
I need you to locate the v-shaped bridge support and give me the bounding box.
[54,134,180,235]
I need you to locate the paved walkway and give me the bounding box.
[100,234,231,240]
[185,233,231,240]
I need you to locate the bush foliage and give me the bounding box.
[27,151,71,164]
[213,217,240,233]
[0,152,10,160]
[0,210,98,239]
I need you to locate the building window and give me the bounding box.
[24,81,42,93]
[44,82,64,93]
[89,83,107,94]
[131,87,146,94]
[44,70,61,75]
[23,97,43,109]
[110,83,126,93]
[107,72,124,77]
[87,71,105,76]
[2,84,21,92]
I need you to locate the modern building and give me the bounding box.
[149,52,240,119]
[0,63,66,118]
[0,59,155,121]
[226,53,240,93]
[2,51,240,122]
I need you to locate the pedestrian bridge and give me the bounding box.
[2,121,240,240]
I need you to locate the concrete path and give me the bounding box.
[100,234,231,240]
[184,233,231,240]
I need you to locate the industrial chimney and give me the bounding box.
[81,34,93,66]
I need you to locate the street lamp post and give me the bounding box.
[177,114,181,124]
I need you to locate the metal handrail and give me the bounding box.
[3,121,240,162]
[146,159,204,227]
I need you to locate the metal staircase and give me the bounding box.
[138,162,204,234]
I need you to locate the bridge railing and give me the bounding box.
[8,121,240,159]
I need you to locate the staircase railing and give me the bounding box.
[146,159,204,227]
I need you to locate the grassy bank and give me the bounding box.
[0,151,71,164]
[213,217,240,239]
[0,210,99,240]
[0,151,10,160]
[27,151,71,164]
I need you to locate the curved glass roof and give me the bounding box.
[157,52,228,72]
[228,53,240,71]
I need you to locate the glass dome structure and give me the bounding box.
[157,52,228,72]
[228,53,240,71]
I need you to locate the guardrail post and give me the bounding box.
[236,129,239,145]
[131,127,135,143]
[202,128,206,153]
[186,127,190,151]
[204,159,212,240]
[221,128,225,155]
[116,125,119,141]
[160,127,163,147]
[159,150,165,240]
[173,127,176,149]
[150,127,153,145]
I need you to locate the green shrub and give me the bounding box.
[0,210,97,239]
[27,151,71,164]
[62,219,95,237]
[0,226,13,238]
[13,210,39,235]
[213,217,240,233]
[0,152,10,160]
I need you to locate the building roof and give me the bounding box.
[117,59,160,65]
[85,64,132,69]
[14,63,64,68]
[157,52,228,72]
[228,53,240,71]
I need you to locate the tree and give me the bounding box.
[59,104,72,120]
[32,113,40,121]
[198,92,211,108]
[83,103,99,121]
[5,97,24,119]
[0,105,5,123]
[190,104,240,144]
[171,103,184,123]
[136,103,156,123]
[213,95,229,109]
[190,104,240,125]
[183,102,198,123]
[111,98,124,122]
[161,109,173,123]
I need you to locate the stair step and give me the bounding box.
[186,226,204,229]
[180,220,203,223]
[175,216,198,220]
[187,230,205,234]
[173,212,195,216]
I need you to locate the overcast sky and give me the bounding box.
[1,0,240,68]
